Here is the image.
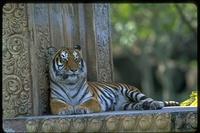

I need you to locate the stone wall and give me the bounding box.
[3,3,113,117]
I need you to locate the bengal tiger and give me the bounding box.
[48,45,179,115]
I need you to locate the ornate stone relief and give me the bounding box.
[33,4,51,115]
[172,112,197,132]
[3,109,197,132]
[3,3,113,117]
[3,3,33,118]
[94,4,113,82]
[88,117,104,132]
[24,113,176,132]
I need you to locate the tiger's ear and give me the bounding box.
[73,45,81,51]
[47,46,57,56]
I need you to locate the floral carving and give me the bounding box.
[105,116,120,132]
[41,119,55,132]
[122,115,137,131]
[3,75,22,95]
[174,113,186,129]
[33,4,51,114]
[35,4,50,35]
[172,112,197,132]
[138,114,153,131]
[3,4,32,118]
[26,120,39,132]
[155,113,170,130]
[73,118,87,132]
[2,52,15,75]
[56,118,71,132]
[94,4,113,82]
[88,118,103,132]
[3,4,17,14]
[186,112,197,129]
[3,110,197,132]
[7,35,25,55]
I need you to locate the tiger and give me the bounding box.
[48,45,179,115]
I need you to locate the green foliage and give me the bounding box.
[181,91,197,106]
[110,4,197,56]
[110,3,197,70]
[110,4,197,100]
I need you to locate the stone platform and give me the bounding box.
[3,107,197,132]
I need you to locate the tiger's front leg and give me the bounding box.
[74,97,102,114]
[50,98,74,115]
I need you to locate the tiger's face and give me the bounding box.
[49,45,87,84]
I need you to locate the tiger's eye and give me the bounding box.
[60,51,68,60]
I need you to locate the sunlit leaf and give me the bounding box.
[181,91,197,106]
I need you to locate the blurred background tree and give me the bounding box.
[110,3,197,102]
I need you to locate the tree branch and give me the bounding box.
[175,4,197,37]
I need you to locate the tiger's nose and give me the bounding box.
[70,68,78,72]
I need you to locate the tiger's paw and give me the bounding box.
[74,106,90,114]
[141,101,151,110]
[150,101,164,110]
[132,101,150,110]
[135,103,144,110]
[58,108,74,115]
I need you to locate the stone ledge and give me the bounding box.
[3,107,197,132]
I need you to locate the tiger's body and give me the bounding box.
[49,45,179,115]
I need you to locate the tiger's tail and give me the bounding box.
[163,101,180,106]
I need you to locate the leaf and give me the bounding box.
[181,91,197,106]
[190,98,197,106]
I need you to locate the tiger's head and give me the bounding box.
[48,45,87,85]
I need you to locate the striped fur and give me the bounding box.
[48,45,179,115]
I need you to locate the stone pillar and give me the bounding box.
[3,4,33,118]
[2,3,113,117]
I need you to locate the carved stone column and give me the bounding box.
[3,3,113,117]
[3,4,33,118]
[85,4,113,82]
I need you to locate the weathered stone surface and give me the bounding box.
[3,3,113,117]
[3,107,197,132]
[3,3,33,118]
